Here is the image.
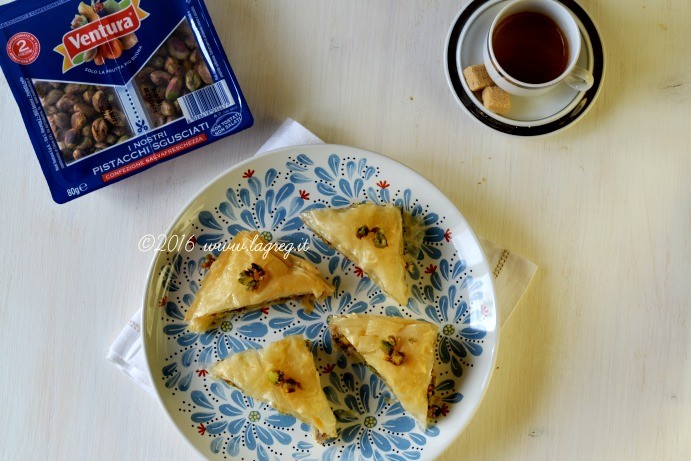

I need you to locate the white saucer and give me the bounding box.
[445,0,605,136]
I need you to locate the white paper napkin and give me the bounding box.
[107,308,155,395]
[107,118,537,393]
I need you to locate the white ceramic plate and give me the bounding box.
[143,144,498,460]
[445,0,604,136]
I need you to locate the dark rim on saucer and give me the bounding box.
[446,0,604,136]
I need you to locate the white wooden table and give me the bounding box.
[0,1,689,460]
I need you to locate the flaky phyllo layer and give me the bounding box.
[329,314,439,426]
[301,203,410,305]
[185,231,333,332]
[212,336,337,441]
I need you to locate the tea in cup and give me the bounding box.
[483,0,593,97]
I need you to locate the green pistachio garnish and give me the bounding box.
[379,336,396,355]
[238,275,258,290]
[387,350,406,365]
[356,225,369,239]
[238,263,265,290]
[267,369,302,393]
[373,230,388,248]
[356,225,387,247]
[380,335,405,365]
[266,369,283,384]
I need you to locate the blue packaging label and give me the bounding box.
[0,0,253,203]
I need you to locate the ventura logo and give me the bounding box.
[65,10,136,51]
[54,0,149,72]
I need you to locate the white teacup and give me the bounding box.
[483,0,594,97]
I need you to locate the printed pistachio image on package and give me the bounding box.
[0,0,253,203]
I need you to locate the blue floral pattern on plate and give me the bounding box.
[144,146,497,460]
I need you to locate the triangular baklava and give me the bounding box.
[329,314,438,426]
[212,335,338,442]
[301,203,410,304]
[185,230,333,332]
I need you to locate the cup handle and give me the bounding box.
[564,66,594,91]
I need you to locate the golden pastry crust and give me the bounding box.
[185,230,333,332]
[301,203,409,305]
[212,336,338,441]
[329,314,438,426]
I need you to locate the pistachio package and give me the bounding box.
[0,0,253,203]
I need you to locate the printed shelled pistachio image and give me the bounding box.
[35,81,133,164]
[133,19,214,128]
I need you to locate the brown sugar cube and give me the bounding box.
[482,85,511,115]
[462,64,494,92]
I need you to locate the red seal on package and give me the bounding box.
[6,32,40,65]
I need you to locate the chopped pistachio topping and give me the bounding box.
[238,263,266,290]
[267,368,302,393]
[379,336,396,355]
[373,230,388,248]
[266,369,283,384]
[387,350,406,365]
[380,335,405,365]
[356,225,387,248]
